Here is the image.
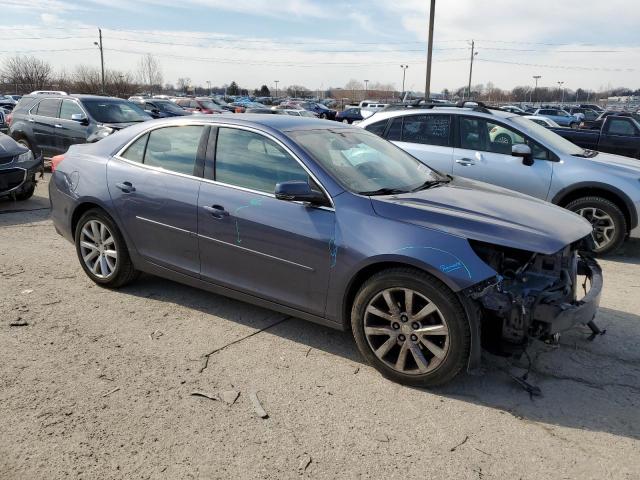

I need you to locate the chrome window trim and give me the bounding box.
[113,121,336,211]
[136,216,195,236]
[0,167,27,194]
[198,234,314,272]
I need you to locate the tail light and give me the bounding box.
[6,113,12,125]
[51,154,65,172]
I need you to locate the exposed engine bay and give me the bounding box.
[466,239,603,353]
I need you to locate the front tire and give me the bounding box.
[566,196,626,255]
[74,208,139,288]
[351,268,470,387]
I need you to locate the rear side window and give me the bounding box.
[215,128,308,193]
[401,114,451,146]
[35,99,61,117]
[120,127,203,174]
[144,126,204,175]
[364,120,388,137]
[607,118,637,135]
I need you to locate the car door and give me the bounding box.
[107,125,207,276]
[601,117,640,157]
[31,98,61,157]
[385,114,455,174]
[197,126,335,316]
[452,116,553,199]
[54,99,90,155]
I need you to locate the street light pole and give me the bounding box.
[425,0,435,100]
[364,79,369,99]
[274,80,279,98]
[557,81,565,104]
[466,40,477,100]
[532,75,541,104]
[206,80,211,96]
[94,28,105,94]
[400,65,408,98]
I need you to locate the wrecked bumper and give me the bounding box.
[532,257,602,334]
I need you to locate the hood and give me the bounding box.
[582,151,640,174]
[371,177,592,255]
[0,132,27,158]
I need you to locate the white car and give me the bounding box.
[524,115,560,128]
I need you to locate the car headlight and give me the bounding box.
[15,150,34,163]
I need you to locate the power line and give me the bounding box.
[476,58,635,72]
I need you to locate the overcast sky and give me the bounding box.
[3,0,639,92]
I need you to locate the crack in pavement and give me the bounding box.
[198,315,292,373]
[557,341,640,367]
[530,368,640,394]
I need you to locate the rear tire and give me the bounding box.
[74,208,139,288]
[566,196,626,255]
[351,268,470,387]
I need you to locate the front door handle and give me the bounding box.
[203,204,229,219]
[115,181,136,193]
[455,158,476,166]
[54,124,62,128]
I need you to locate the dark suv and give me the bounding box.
[129,98,191,118]
[9,94,150,159]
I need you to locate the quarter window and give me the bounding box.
[364,120,388,137]
[121,133,148,163]
[215,128,309,193]
[386,117,403,141]
[59,100,84,120]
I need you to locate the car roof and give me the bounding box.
[360,106,516,124]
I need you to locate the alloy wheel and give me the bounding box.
[364,288,449,375]
[576,207,615,250]
[79,219,118,279]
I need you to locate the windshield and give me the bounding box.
[154,100,185,114]
[212,98,228,106]
[83,99,149,123]
[198,100,220,110]
[511,116,584,155]
[288,129,440,194]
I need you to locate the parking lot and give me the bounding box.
[1,175,639,479]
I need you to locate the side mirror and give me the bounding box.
[275,181,326,205]
[512,143,534,166]
[71,113,88,125]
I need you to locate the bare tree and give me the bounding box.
[176,77,191,94]
[137,54,163,95]
[1,55,53,93]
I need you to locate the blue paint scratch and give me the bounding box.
[393,246,472,279]
[233,198,263,244]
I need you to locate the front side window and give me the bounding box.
[144,126,203,175]
[401,114,451,146]
[289,128,441,194]
[35,99,61,117]
[215,128,309,193]
[608,118,637,135]
[59,100,84,120]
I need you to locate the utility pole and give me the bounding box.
[467,40,477,100]
[274,80,279,98]
[94,29,105,94]
[206,80,211,96]
[400,65,408,98]
[364,79,369,98]
[425,0,435,100]
[532,75,541,104]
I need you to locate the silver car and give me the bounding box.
[359,104,640,254]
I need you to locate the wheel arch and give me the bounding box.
[552,182,637,232]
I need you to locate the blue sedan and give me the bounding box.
[532,108,580,128]
[49,115,601,387]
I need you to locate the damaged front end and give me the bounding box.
[465,238,603,354]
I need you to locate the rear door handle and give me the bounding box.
[455,158,475,166]
[203,204,229,219]
[27,118,35,123]
[115,181,136,193]
[54,124,62,128]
